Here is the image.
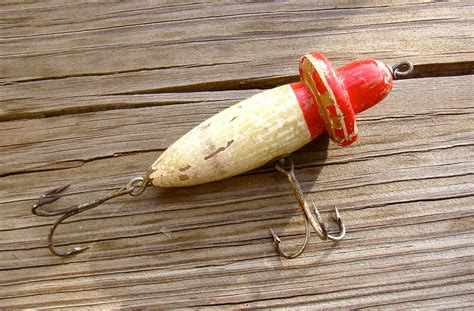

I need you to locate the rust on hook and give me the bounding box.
[270,157,345,259]
[32,176,149,257]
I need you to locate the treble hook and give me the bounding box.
[270,157,345,259]
[32,176,149,257]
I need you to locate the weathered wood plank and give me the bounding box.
[1,1,473,309]
[1,1,473,122]
[0,74,473,308]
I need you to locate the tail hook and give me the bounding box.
[32,176,149,257]
[269,157,345,259]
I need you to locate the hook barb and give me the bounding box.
[325,207,345,241]
[32,176,149,257]
[270,157,346,259]
[32,184,71,215]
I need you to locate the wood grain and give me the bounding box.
[0,1,473,309]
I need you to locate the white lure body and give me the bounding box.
[149,85,312,187]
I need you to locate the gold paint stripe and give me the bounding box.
[304,54,353,142]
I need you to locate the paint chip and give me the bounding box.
[204,139,234,160]
[179,165,191,172]
[179,175,190,181]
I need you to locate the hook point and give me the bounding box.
[37,184,70,205]
[72,246,90,255]
[52,246,90,257]
[269,227,281,244]
[325,206,346,241]
[334,207,342,223]
[33,184,72,216]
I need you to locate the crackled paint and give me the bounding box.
[150,85,312,187]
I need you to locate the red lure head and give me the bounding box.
[299,52,393,146]
[336,59,394,115]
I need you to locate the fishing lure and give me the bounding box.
[32,52,414,258]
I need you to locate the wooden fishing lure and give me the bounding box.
[150,52,394,187]
[32,52,414,258]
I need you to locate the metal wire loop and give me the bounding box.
[126,176,149,196]
[391,61,414,79]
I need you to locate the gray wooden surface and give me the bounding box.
[1,1,473,309]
